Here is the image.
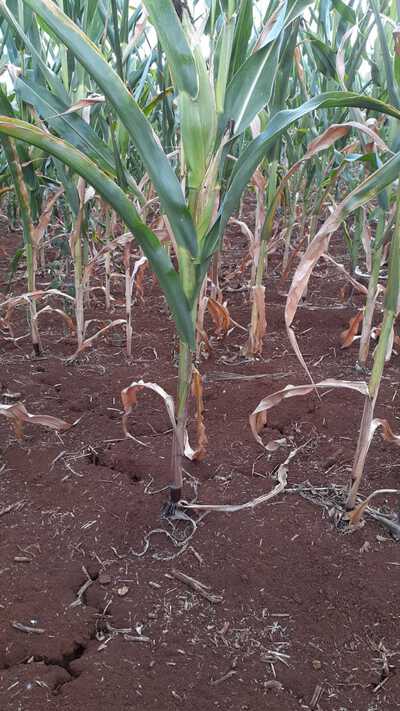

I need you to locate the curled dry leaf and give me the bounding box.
[252,167,267,192]
[230,217,254,248]
[307,122,390,155]
[294,45,305,82]
[249,380,369,448]
[346,488,399,526]
[340,311,364,349]
[370,416,400,446]
[196,295,212,359]
[84,232,135,279]
[181,446,303,513]
[285,209,361,381]
[321,254,368,296]
[1,63,22,83]
[184,367,207,461]
[182,463,287,512]
[32,187,64,247]
[207,297,231,337]
[33,305,76,335]
[1,289,75,312]
[67,319,126,362]
[56,94,105,117]
[121,379,176,441]
[265,437,287,452]
[271,122,391,278]
[130,256,148,300]
[0,401,70,440]
[337,27,354,84]
[121,375,207,462]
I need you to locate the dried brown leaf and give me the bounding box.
[207,298,231,337]
[182,447,298,512]
[246,285,267,356]
[184,368,207,461]
[56,94,105,117]
[121,379,176,442]
[0,401,70,440]
[34,305,76,335]
[346,488,399,526]
[321,254,368,295]
[285,203,362,381]
[1,289,75,311]
[130,256,148,300]
[340,311,364,349]
[250,380,369,448]
[67,319,126,362]
[32,187,64,246]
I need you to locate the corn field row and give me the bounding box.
[0,0,400,527]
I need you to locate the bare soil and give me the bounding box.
[0,204,399,711]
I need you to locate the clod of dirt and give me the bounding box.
[264,679,284,693]
[85,584,111,614]
[98,573,111,586]
[44,665,72,694]
[0,641,29,669]
[46,640,86,669]
[68,656,88,677]
[85,563,100,580]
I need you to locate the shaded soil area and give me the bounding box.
[0,205,399,711]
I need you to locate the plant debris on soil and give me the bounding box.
[0,205,399,711]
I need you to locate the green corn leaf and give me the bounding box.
[215,14,235,114]
[224,0,312,136]
[332,0,356,27]
[24,0,198,257]
[180,42,217,190]
[306,33,337,79]
[142,0,198,98]
[0,115,195,348]
[223,33,283,135]
[229,0,253,80]
[370,0,400,109]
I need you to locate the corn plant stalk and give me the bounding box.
[358,210,385,368]
[104,207,113,312]
[170,245,198,504]
[348,182,400,509]
[243,160,277,357]
[123,242,133,358]
[69,178,85,349]
[0,136,41,354]
[282,174,300,273]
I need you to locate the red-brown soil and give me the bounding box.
[0,205,399,711]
